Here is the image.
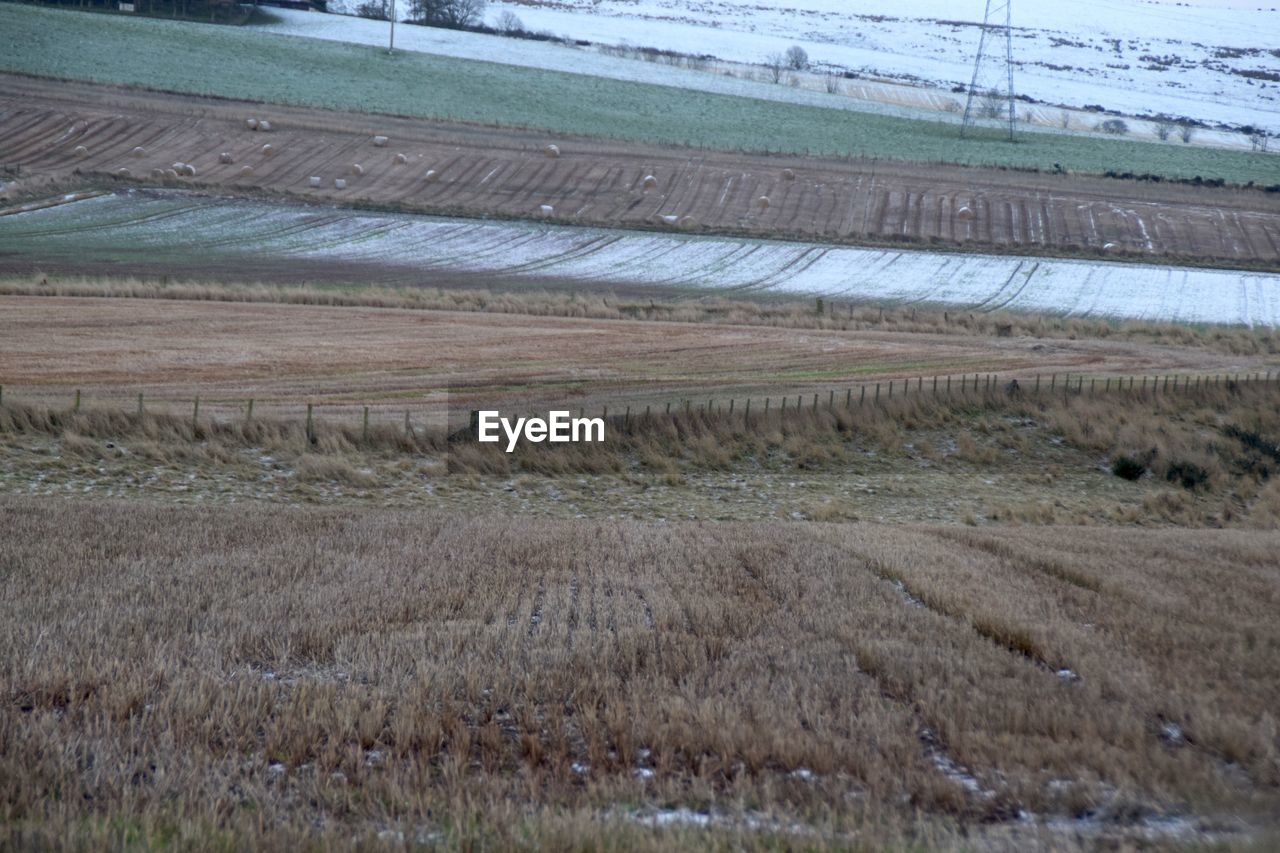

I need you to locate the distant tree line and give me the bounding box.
[355,0,483,28]
[10,0,326,22]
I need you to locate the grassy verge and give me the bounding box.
[2,4,1277,182]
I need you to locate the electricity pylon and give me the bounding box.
[960,0,1016,141]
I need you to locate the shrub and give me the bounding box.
[1099,119,1130,135]
[1166,460,1210,491]
[1111,454,1147,481]
[785,45,809,70]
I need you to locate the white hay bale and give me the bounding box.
[219,152,234,165]
[956,205,974,221]
[423,169,438,182]
[247,118,259,131]
[182,164,197,177]
[756,195,770,211]
[350,163,364,176]
[149,168,165,179]
[257,120,272,132]
[163,168,179,180]
[642,174,658,189]
[660,214,679,226]
[115,167,132,178]
[238,165,255,178]
[1103,241,1117,250]
[372,135,388,147]
[131,146,147,158]
[171,162,186,172]
[334,178,347,189]
[677,215,699,231]
[73,145,88,158]
[538,204,554,216]
[260,144,274,157]
[543,144,560,158]
[781,168,796,181]
[393,153,408,165]
[308,176,321,188]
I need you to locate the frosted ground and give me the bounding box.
[5,191,1277,327]
[304,0,1280,135]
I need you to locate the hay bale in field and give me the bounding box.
[372,135,388,147]
[756,195,770,211]
[182,164,197,177]
[424,169,438,182]
[956,205,974,220]
[257,120,272,132]
[393,153,408,165]
[260,144,275,157]
[115,167,132,178]
[642,174,658,189]
[538,204,554,216]
[149,168,165,179]
[73,145,88,158]
[678,215,699,231]
[238,165,255,178]
[781,168,796,181]
[172,162,186,172]
[543,144,560,158]
[334,178,347,189]
[658,214,679,226]
[350,163,364,176]
[163,168,179,180]
[308,176,321,188]
[1103,242,1117,250]
[219,152,234,164]
[131,146,147,158]
[247,118,259,131]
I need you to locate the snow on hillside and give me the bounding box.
[9,192,1278,327]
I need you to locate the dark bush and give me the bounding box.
[1112,455,1147,481]
[1166,461,1210,491]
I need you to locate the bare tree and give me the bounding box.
[495,10,523,34]
[978,88,1004,119]
[764,52,785,84]
[355,0,389,20]
[1058,110,1071,130]
[824,75,840,94]
[784,45,809,71]
[1154,116,1176,141]
[1247,129,1271,152]
[1178,121,1195,144]
[409,0,485,28]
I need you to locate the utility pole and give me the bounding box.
[961,0,1016,142]
[389,0,396,53]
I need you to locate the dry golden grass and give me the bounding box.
[1,499,1277,849]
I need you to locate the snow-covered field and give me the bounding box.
[297,0,1279,139]
[5,191,1277,327]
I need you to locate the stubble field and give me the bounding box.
[3,499,1279,849]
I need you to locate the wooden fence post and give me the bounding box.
[192,396,200,432]
[765,398,770,413]
[306,403,315,443]
[728,399,734,414]
[947,376,952,394]
[362,406,370,443]
[860,386,866,405]
[1035,374,1040,392]
[74,389,81,412]
[137,392,144,417]
[875,383,880,402]
[933,376,938,393]
[246,398,254,423]
[404,410,411,437]
[846,388,852,407]
[1050,374,1056,390]
[781,397,787,414]
[888,380,893,399]
[744,399,750,417]
[828,390,834,409]
[812,393,818,412]
[0,384,4,406]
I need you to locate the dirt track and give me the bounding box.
[3,75,1279,269]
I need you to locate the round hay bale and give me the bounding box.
[334,178,347,190]
[677,215,699,231]
[238,165,255,178]
[260,144,274,157]
[219,152,234,165]
[247,118,259,131]
[257,120,272,132]
[1103,241,1117,251]
[956,205,974,221]
[73,145,88,158]
[393,152,408,165]
[423,169,438,182]
[131,146,147,158]
[642,174,658,190]
[308,176,321,188]
[171,162,186,172]
[659,214,679,226]
[149,168,165,179]
[115,167,132,179]
[163,168,179,180]
[182,164,197,177]
[350,163,364,177]
[538,204,554,216]
[372,135,389,147]
[756,195,770,211]
[543,144,560,158]
[781,168,796,181]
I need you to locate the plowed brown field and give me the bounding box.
[4,75,1278,268]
